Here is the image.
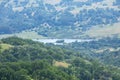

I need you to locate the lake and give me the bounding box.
[32,39,93,45]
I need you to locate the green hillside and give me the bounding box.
[0,37,120,80]
[60,37,120,67]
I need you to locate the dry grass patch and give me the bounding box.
[0,43,13,52]
[54,61,70,68]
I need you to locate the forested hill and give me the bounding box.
[0,0,120,38]
[59,37,120,67]
[0,37,120,80]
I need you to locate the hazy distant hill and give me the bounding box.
[0,0,120,38]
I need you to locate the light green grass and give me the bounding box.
[14,31,46,39]
[85,22,120,38]
[0,43,13,52]
[0,31,46,39]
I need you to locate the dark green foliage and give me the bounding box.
[0,61,73,80]
[1,37,41,46]
[60,37,120,67]
[0,37,120,80]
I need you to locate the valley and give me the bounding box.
[0,0,120,80]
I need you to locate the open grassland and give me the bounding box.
[0,43,13,52]
[0,31,46,39]
[85,22,120,38]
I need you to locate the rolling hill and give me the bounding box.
[0,37,120,80]
[0,0,119,39]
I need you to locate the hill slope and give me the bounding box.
[60,37,120,67]
[0,0,119,38]
[0,37,120,80]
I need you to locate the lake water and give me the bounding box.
[32,39,93,45]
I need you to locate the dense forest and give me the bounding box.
[0,37,120,80]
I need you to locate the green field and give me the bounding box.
[85,23,120,38]
[0,43,13,52]
[0,31,46,39]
